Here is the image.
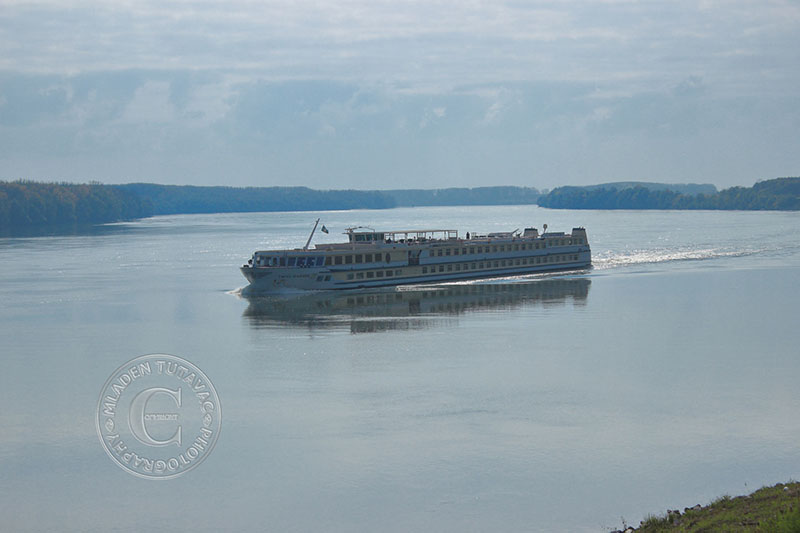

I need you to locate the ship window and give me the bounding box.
[347,273,354,280]
[325,256,332,266]
[356,272,364,279]
[455,264,461,271]
[462,248,467,255]
[447,264,452,271]
[367,271,374,278]
[472,263,477,269]
[317,257,324,266]
[278,257,285,266]
[377,271,384,278]
[288,257,296,266]
[345,255,353,264]
[316,275,323,282]
[479,262,484,268]
[454,248,459,255]
[325,275,331,281]
[515,259,520,265]
[514,244,519,251]
[385,253,391,263]
[494,261,499,267]
[335,256,343,265]
[445,249,451,256]
[364,253,372,262]
[422,267,428,274]
[437,249,443,256]
[355,254,363,263]
[395,270,402,276]
[386,270,393,277]
[470,247,475,254]
[439,265,445,272]
[492,246,498,252]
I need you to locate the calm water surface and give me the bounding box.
[1,205,799,532]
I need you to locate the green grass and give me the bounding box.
[632,482,800,532]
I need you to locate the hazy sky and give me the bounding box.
[1,0,798,189]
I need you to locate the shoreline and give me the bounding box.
[614,481,800,532]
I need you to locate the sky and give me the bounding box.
[1,0,799,190]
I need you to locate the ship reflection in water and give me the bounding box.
[242,276,590,333]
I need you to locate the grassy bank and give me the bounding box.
[623,482,800,532]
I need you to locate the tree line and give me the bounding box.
[0,181,544,231]
[537,178,800,210]
[2,178,797,233]
[0,181,153,230]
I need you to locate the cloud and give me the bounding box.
[0,1,798,187]
[0,0,797,93]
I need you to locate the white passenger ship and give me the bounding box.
[241,221,591,292]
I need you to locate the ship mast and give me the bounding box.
[303,218,320,250]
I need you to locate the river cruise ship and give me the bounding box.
[241,223,591,292]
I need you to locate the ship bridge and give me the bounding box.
[346,228,458,244]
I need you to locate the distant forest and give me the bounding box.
[116,183,541,214]
[2,177,797,231]
[116,183,396,215]
[0,182,541,230]
[381,186,541,207]
[537,177,800,211]
[0,181,153,229]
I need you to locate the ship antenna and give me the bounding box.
[542,223,548,235]
[303,218,320,250]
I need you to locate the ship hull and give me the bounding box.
[241,251,591,293]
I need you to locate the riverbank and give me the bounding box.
[615,482,800,532]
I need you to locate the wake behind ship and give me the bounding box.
[241,223,591,292]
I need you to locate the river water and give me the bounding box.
[2,205,799,532]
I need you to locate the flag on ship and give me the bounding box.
[321,225,329,234]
